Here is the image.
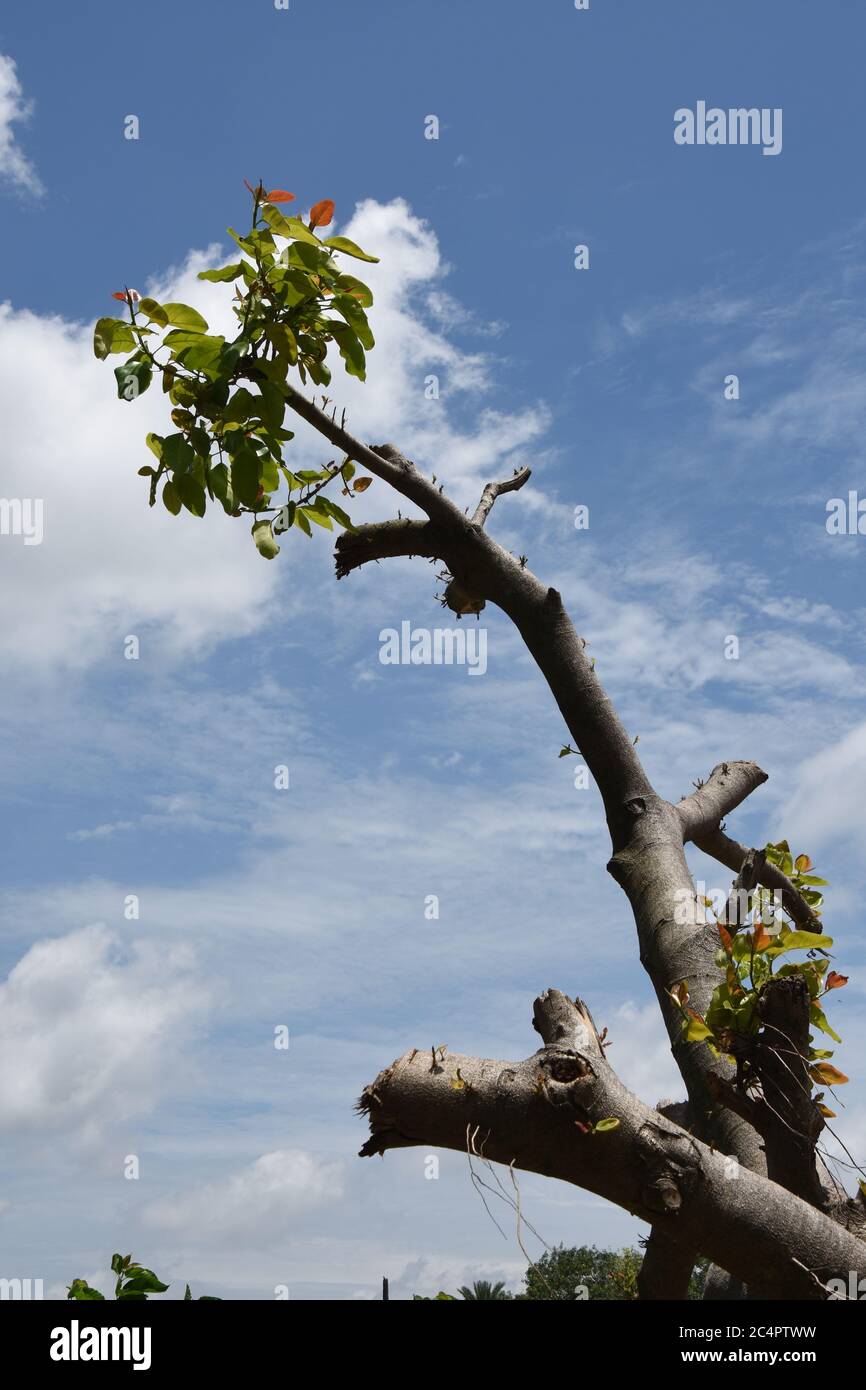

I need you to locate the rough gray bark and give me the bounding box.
[282,386,865,1300]
[358,991,866,1300]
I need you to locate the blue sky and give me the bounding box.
[0,0,864,1299]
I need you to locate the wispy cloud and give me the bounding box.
[0,54,43,196]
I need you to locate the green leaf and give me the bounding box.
[163,329,209,352]
[260,204,322,246]
[330,322,366,380]
[294,506,312,537]
[67,1280,105,1301]
[223,387,260,425]
[121,1269,170,1295]
[178,335,226,375]
[593,1118,620,1133]
[317,496,355,530]
[332,294,374,349]
[94,317,135,359]
[146,432,164,460]
[162,433,195,474]
[138,297,169,328]
[197,263,245,283]
[162,303,209,333]
[208,463,235,512]
[258,381,286,430]
[769,931,834,955]
[270,271,315,310]
[303,501,333,530]
[323,235,379,263]
[335,273,374,307]
[252,518,280,559]
[162,480,182,515]
[231,449,261,508]
[259,457,280,495]
[809,1004,842,1043]
[287,241,326,272]
[114,359,152,401]
[683,1012,714,1043]
[175,472,206,517]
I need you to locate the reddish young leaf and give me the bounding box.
[809,1062,849,1087]
[751,923,772,953]
[825,971,849,991]
[266,189,295,203]
[111,289,140,303]
[717,922,734,957]
[309,198,335,229]
[352,476,373,493]
[111,291,128,301]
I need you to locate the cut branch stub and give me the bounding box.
[677,761,769,841]
[356,989,866,1299]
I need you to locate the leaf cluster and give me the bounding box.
[94,183,379,557]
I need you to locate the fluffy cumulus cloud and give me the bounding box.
[0,924,209,1140]
[0,200,548,676]
[0,53,42,196]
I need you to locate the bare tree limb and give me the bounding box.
[284,385,465,527]
[283,389,852,1291]
[334,519,448,579]
[471,467,532,527]
[677,761,769,841]
[357,990,866,1299]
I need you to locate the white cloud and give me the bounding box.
[606,1000,683,1104]
[0,300,277,673]
[0,54,42,196]
[144,1149,343,1244]
[0,924,209,1140]
[0,200,549,677]
[779,721,866,854]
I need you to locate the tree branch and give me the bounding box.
[334,519,448,579]
[357,990,866,1299]
[695,827,825,934]
[677,761,769,841]
[471,467,532,528]
[286,386,839,1277]
[284,385,464,527]
[638,1229,698,1301]
[289,382,653,837]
